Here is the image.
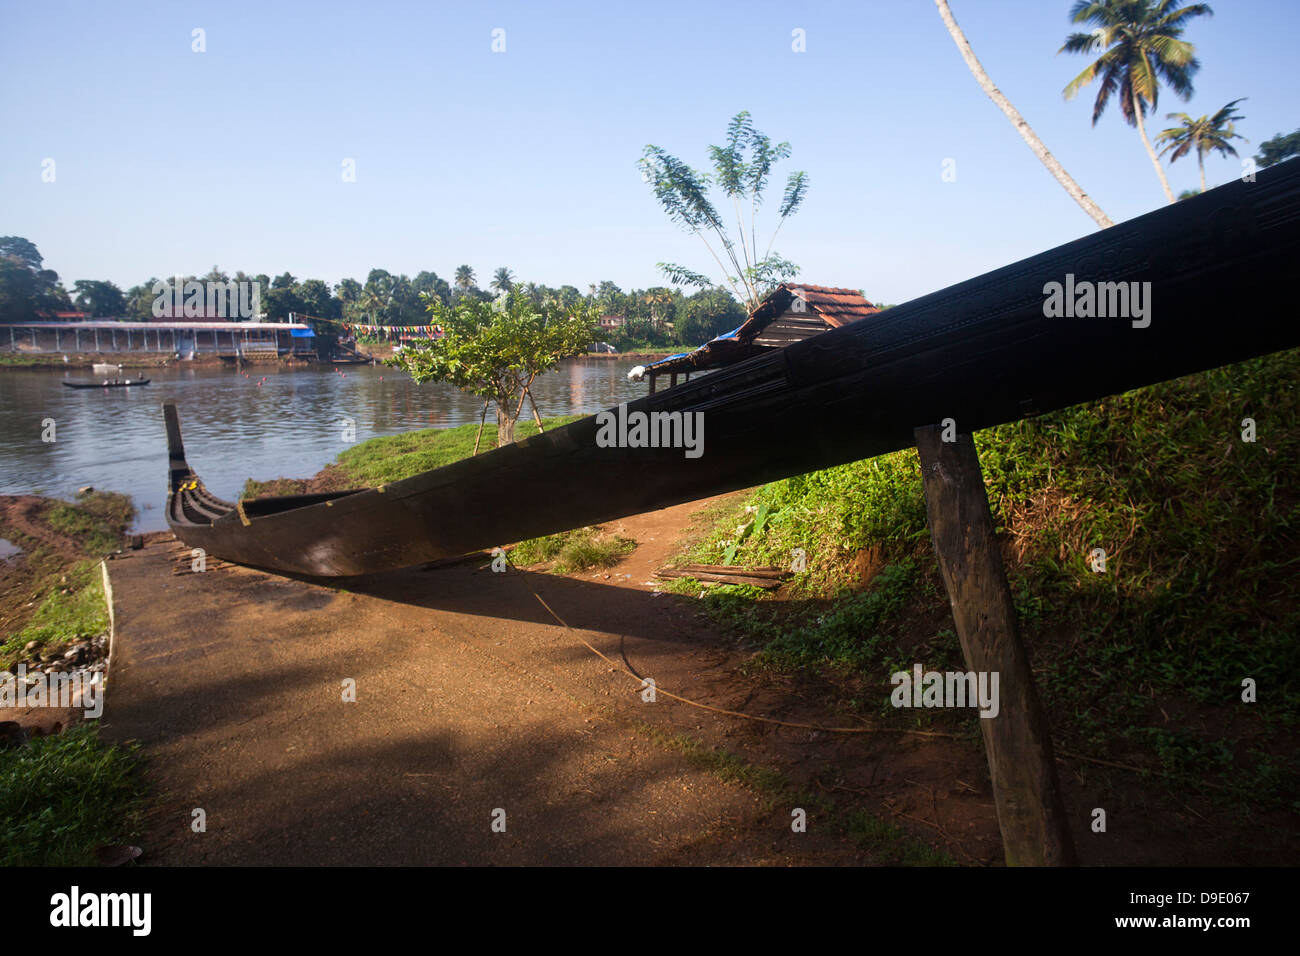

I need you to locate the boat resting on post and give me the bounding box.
[164,160,1300,578]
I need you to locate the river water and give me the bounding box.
[0,359,646,531]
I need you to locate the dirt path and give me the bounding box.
[100,497,890,865]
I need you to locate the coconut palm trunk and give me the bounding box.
[935,0,1113,229]
[1132,88,1176,204]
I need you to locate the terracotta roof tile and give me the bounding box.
[784,284,881,327]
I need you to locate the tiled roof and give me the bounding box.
[783,284,881,327]
[635,282,880,378]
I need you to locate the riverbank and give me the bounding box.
[0,490,149,866]
[0,352,315,370]
[665,347,1300,861]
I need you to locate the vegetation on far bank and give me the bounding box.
[669,348,1300,809]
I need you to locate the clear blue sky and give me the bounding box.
[3,0,1296,305]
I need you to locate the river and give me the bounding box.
[0,359,648,531]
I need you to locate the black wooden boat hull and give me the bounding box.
[165,160,1300,577]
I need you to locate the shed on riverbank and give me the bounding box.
[629,284,881,393]
[0,321,315,359]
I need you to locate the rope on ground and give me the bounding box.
[499,553,1230,789]
[501,551,956,739]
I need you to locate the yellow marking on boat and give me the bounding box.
[376,485,386,494]
[235,500,251,527]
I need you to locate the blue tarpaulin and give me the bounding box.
[290,329,315,337]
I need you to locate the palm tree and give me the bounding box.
[1061,0,1213,206]
[643,289,673,331]
[454,265,476,291]
[490,267,515,294]
[934,0,1114,229]
[1156,98,1247,193]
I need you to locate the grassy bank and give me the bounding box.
[670,348,1300,808]
[1,490,146,865]
[0,491,133,671]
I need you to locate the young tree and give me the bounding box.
[934,0,1113,229]
[394,291,599,448]
[1156,98,1247,192]
[1061,0,1213,205]
[639,111,808,311]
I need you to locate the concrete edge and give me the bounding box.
[100,558,116,698]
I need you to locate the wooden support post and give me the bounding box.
[914,425,1076,866]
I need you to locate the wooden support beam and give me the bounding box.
[914,424,1076,866]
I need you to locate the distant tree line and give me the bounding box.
[0,237,820,349]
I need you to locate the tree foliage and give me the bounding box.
[393,290,599,447]
[1061,0,1213,203]
[72,280,126,317]
[1156,98,1247,191]
[0,237,71,321]
[639,111,808,310]
[1254,128,1300,168]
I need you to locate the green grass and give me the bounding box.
[510,526,636,573]
[1,559,107,671]
[0,726,147,866]
[43,491,135,557]
[676,348,1300,806]
[0,492,131,671]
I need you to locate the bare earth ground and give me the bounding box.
[93,495,1282,866]
[101,497,876,865]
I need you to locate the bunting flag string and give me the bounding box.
[343,324,444,336]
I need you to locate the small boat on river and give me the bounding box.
[62,378,151,389]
